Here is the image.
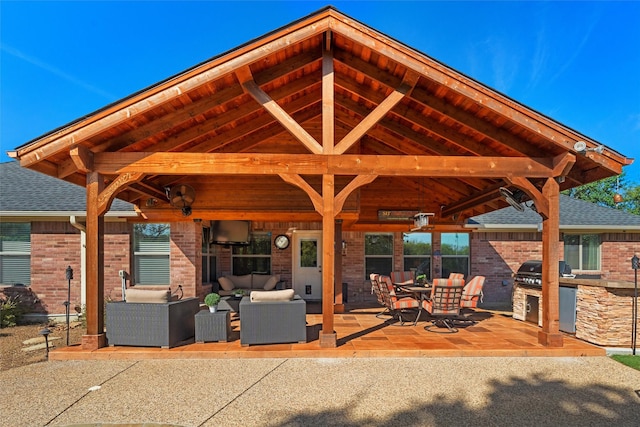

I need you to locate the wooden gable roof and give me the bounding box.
[11,6,632,230]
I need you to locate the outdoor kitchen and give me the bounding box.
[512,260,639,348]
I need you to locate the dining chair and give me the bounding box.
[422,278,465,333]
[390,270,415,285]
[460,275,485,309]
[370,273,391,318]
[379,275,422,325]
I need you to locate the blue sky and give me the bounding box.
[2,1,639,183]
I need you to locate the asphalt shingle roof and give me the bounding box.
[469,194,640,227]
[0,161,134,213]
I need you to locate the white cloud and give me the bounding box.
[1,43,116,100]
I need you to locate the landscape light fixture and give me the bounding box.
[632,254,638,355]
[40,327,51,359]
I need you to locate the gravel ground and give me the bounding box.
[0,322,84,371]
[1,357,640,427]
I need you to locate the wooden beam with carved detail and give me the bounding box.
[97,172,145,216]
[278,173,323,213]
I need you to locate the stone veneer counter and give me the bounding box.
[512,278,638,348]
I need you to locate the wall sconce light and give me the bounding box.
[342,240,347,256]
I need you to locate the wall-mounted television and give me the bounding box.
[209,220,251,245]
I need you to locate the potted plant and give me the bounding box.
[204,293,221,313]
[233,289,245,299]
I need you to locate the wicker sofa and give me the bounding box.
[106,288,199,348]
[217,273,280,296]
[239,289,307,346]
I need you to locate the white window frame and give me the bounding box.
[133,223,170,285]
[563,233,601,271]
[231,232,272,276]
[364,233,394,279]
[0,222,31,286]
[440,233,470,278]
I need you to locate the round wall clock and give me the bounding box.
[274,234,290,250]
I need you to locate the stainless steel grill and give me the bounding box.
[514,260,572,287]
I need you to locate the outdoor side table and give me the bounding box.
[195,310,230,343]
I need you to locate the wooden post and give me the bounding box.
[82,171,106,350]
[320,174,337,347]
[538,177,563,347]
[334,219,344,313]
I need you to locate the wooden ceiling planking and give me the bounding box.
[217,105,322,154]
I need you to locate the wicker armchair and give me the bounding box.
[106,297,199,348]
[239,292,307,346]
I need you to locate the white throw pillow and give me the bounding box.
[263,275,280,290]
[218,276,235,291]
[250,289,294,302]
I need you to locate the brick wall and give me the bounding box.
[471,232,544,304]
[170,221,201,298]
[29,221,130,316]
[600,233,640,281]
[472,231,639,305]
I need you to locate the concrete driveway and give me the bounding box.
[2,357,640,426]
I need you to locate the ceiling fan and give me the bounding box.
[167,184,196,216]
[499,187,525,212]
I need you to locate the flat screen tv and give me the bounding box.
[209,220,251,245]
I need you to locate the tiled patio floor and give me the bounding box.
[49,303,605,361]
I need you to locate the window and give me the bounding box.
[564,234,600,271]
[403,232,432,280]
[232,233,271,276]
[133,223,170,285]
[364,233,393,279]
[441,233,469,278]
[202,228,217,284]
[0,223,31,286]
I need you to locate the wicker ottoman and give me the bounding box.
[195,309,231,343]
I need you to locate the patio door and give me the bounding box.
[292,231,323,301]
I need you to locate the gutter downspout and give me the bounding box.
[70,216,87,309]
